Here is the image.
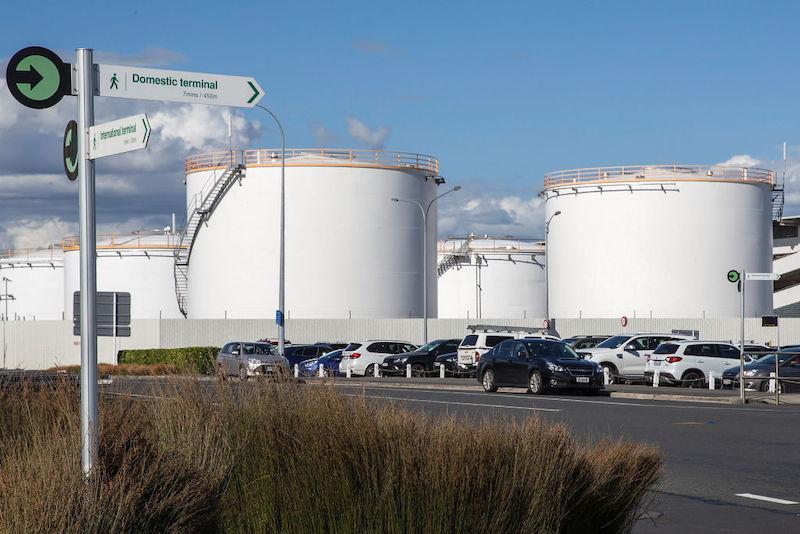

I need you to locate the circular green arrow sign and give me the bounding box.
[727,269,740,283]
[5,46,71,109]
[63,120,79,181]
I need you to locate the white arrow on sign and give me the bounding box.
[745,272,780,281]
[88,113,150,160]
[95,64,264,108]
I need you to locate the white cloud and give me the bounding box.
[93,47,187,67]
[718,154,762,167]
[346,117,390,149]
[2,218,76,249]
[438,192,546,238]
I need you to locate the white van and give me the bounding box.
[457,325,558,372]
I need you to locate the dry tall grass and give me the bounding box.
[0,379,661,533]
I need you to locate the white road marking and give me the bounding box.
[343,393,561,412]
[735,493,799,505]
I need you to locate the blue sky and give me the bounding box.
[1,0,798,246]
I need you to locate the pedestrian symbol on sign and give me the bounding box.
[110,73,119,90]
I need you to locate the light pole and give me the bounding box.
[544,210,562,324]
[256,105,287,356]
[391,184,461,344]
[1,277,13,369]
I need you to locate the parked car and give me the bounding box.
[315,342,350,351]
[457,325,558,373]
[216,341,290,381]
[298,349,343,377]
[340,340,417,376]
[381,338,461,375]
[562,335,611,350]
[477,338,603,394]
[258,338,293,346]
[643,341,749,388]
[283,344,334,368]
[722,352,800,393]
[434,352,459,376]
[577,332,694,383]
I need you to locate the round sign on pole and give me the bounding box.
[727,270,740,284]
[620,316,628,327]
[543,319,549,329]
[63,121,79,181]
[5,46,72,110]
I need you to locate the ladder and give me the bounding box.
[437,240,472,278]
[772,184,785,222]
[174,164,245,317]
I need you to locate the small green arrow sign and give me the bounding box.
[63,120,79,181]
[727,270,740,283]
[6,46,72,109]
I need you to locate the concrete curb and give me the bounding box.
[608,392,743,404]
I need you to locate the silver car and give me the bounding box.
[216,341,290,381]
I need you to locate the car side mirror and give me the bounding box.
[231,350,239,356]
[624,343,637,351]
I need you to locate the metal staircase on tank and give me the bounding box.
[772,184,785,222]
[174,164,246,317]
[437,239,472,277]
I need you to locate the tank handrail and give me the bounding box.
[543,164,774,189]
[437,238,545,255]
[185,148,439,175]
[0,244,63,261]
[62,231,182,251]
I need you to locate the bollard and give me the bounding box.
[440,364,445,379]
[769,372,776,393]
[346,366,351,379]
[374,364,380,378]
[406,364,412,378]
[652,369,660,388]
[293,364,299,378]
[603,367,610,386]
[318,365,325,378]
[708,371,716,390]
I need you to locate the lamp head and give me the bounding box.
[453,185,462,191]
[554,210,562,216]
[391,198,399,202]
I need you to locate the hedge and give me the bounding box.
[117,347,219,375]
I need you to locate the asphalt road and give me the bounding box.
[111,378,800,533]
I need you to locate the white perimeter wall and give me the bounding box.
[4,317,798,370]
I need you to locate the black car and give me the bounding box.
[434,352,459,377]
[722,351,800,393]
[477,338,603,394]
[283,344,334,367]
[562,335,611,350]
[381,339,461,376]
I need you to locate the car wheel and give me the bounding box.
[528,371,544,395]
[682,371,704,388]
[365,364,376,377]
[238,365,248,382]
[760,379,784,393]
[600,363,617,384]
[481,369,498,392]
[411,363,426,377]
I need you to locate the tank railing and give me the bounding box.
[543,164,775,189]
[437,237,545,255]
[0,244,63,261]
[185,149,439,174]
[62,231,183,251]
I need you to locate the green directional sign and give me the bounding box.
[6,46,72,109]
[63,120,79,181]
[727,270,740,283]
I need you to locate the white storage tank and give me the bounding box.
[437,236,546,319]
[63,232,183,319]
[542,164,775,318]
[0,246,64,320]
[182,149,441,319]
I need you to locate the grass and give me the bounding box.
[50,363,184,376]
[0,379,661,533]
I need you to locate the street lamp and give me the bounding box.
[1,277,14,369]
[256,105,287,356]
[391,184,461,344]
[544,211,562,324]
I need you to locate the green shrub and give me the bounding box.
[117,347,219,374]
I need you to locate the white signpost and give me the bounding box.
[96,64,264,108]
[89,113,150,159]
[745,272,781,281]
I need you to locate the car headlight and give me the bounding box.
[247,358,262,367]
[594,363,603,373]
[397,358,408,364]
[743,369,759,377]
[546,362,566,373]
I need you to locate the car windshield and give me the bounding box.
[595,335,629,349]
[343,343,362,352]
[753,353,796,365]
[416,341,440,352]
[523,340,582,360]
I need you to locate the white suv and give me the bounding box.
[644,341,753,387]
[340,340,417,376]
[457,326,559,372]
[577,333,692,382]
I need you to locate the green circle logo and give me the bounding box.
[727,270,740,283]
[5,46,70,109]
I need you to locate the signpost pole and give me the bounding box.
[76,48,98,477]
[739,269,746,404]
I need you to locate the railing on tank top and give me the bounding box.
[542,164,775,189]
[184,149,439,175]
[61,231,183,252]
